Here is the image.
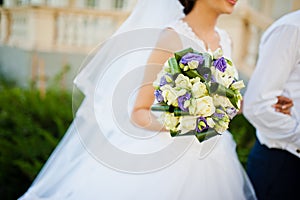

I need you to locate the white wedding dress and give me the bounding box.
[19,17,256,200]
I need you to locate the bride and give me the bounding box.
[19,0,280,199]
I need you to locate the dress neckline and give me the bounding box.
[178,19,223,53]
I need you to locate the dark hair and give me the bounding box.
[179,0,196,15]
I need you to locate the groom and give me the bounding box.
[243,10,300,200]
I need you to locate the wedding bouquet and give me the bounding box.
[151,47,245,142]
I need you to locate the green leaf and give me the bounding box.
[168,57,181,75]
[202,53,213,68]
[229,96,239,109]
[174,47,194,61]
[195,129,220,142]
[151,104,170,112]
[184,69,206,82]
[209,82,235,98]
[170,130,180,137]
[173,108,190,116]
[225,58,233,66]
[172,129,220,142]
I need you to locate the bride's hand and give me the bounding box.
[272,95,293,115]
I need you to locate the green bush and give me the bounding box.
[0,83,73,199]
[229,114,256,167]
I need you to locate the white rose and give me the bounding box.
[184,100,190,109]
[162,113,179,131]
[191,77,201,84]
[214,71,234,88]
[161,85,178,106]
[175,74,192,89]
[230,80,245,90]
[213,48,223,59]
[176,88,187,97]
[188,60,199,70]
[191,81,208,98]
[206,117,215,128]
[214,120,229,133]
[213,94,232,107]
[213,65,236,88]
[189,96,215,117]
[179,116,198,132]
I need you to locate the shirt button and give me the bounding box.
[296,149,300,154]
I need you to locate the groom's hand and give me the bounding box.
[272,95,294,115]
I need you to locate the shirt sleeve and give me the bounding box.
[243,24,300,147]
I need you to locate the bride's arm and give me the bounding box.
[131,29,182,131]
[130,52,170,131]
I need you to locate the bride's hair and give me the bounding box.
[179,0,196,15]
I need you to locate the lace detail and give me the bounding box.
[168,19,232,58]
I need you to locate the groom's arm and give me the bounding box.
[243,24,300,155]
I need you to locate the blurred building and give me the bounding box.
[0,0,299,89]
[0,0,136,88]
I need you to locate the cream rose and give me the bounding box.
[214,120,229,133]
[191,81,208,98]
[179,116,198,132]
[213,94,233,107]
[161,85,178,107]
[230,80,245,90]
[213,65,236,88]
[175,74,192,89]
[162,113,179,131]
[189,96,215,117]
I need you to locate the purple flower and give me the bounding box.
[180,53,204,65]
[203,74,209,80]
[178,93,191,112]
[203,74,216,82]
[160,74,172,86]
[226,107,237,119]
[154,90,164,103]
[211,75,216,83]
[213,112,225,119]
[214,57,227,72]
[195,117,209,133]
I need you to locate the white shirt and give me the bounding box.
[243,10,300,158]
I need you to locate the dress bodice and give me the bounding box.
[168,19,232,58]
